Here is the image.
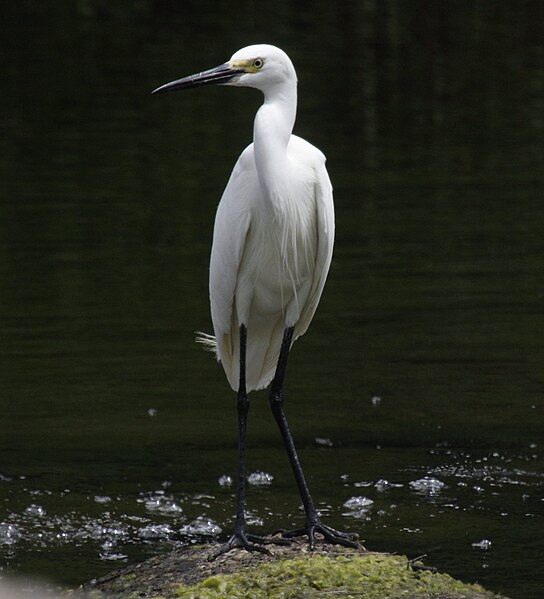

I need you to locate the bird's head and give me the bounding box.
[152,44,297,96]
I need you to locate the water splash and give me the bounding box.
[180,517,221,536]
[247,471,274,486]
[0,523,21,546]
[138,493,184,516]
[315,437,333,447]
[217,475,233,487]
[139,523,174,540]
[94,496,112,505]
[472,539,492,550]
[409,477,445,496]
[343,496,374,510]
[24,504,46,517]
[342,496,374,519]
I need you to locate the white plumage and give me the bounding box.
[199,45,335,392]
[208,136,333,391]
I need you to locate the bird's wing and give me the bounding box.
[294,151,335,340]
[208,145,256,385]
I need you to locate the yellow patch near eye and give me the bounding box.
[229,59,259,73]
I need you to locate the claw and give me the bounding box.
[277,520,361,550]
[209,532,270,561]
[208,530,288,561]
[318,523,360,547]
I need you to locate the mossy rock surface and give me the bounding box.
[79,541,508,599]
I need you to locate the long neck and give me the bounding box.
[253,81,297,196]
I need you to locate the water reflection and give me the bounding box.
[1,3,543,599]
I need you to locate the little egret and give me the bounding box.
[153,44,358,557]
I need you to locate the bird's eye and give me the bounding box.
[253,58,264,69]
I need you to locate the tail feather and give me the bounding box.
[195,331,218,355]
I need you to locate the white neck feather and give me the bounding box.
[253,82,297,197]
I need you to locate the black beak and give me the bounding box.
[152,63,244,94]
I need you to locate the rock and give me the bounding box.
[75,540,508,599]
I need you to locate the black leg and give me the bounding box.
[270,327,360,549]
[209,325,287,561]
[234,324,249,533]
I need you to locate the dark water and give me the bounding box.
[1,2,543,598]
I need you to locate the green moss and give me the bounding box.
[174,553,495,599]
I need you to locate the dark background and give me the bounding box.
[1,2,543,597]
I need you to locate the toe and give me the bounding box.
[208,532,274,561]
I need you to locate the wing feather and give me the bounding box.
[208,146,256,389]
[293,146,335,341]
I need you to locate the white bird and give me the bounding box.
[153,44,358,558]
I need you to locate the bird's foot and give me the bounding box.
[208,529,289,561]
[276,519,361,550]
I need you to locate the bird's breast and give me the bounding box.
[235,181,318,320]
